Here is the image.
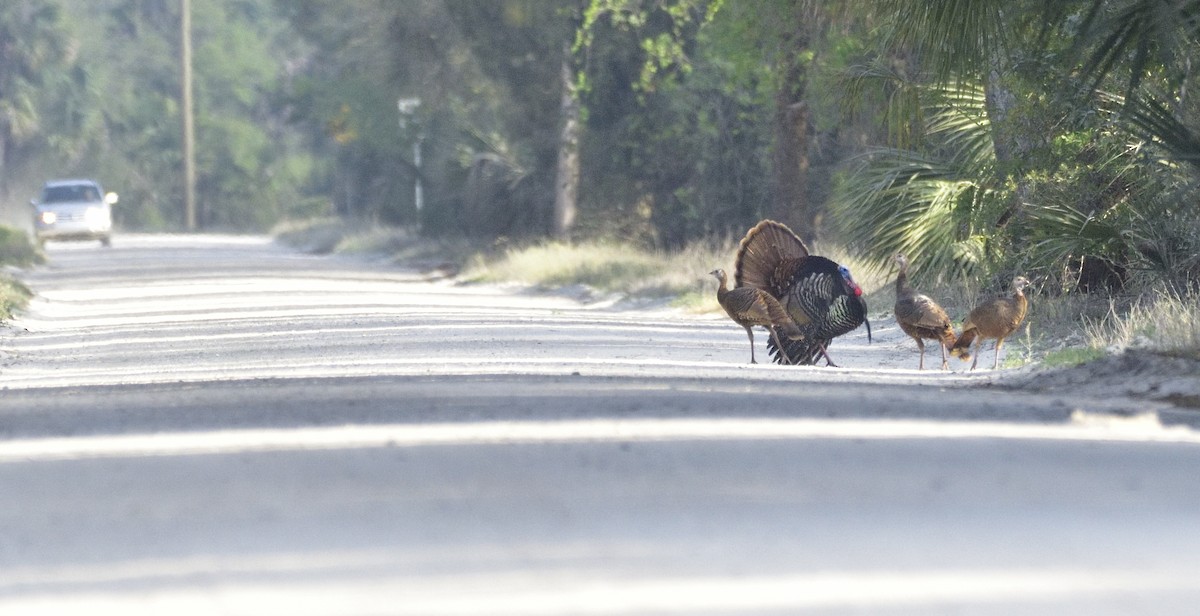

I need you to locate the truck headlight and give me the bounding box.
[40,211,57,225]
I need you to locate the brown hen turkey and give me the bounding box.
[711,268,803,364]
[951,276,1031,370]
[893,253,957,370]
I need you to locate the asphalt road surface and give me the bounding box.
[3,234,1200,615]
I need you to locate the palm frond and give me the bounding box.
[831,148,997,278]
[831,74,1003,281]
[1028,203,1127,254]
[1070,0,1200,95]
[925,82,994,173]
[877,0,1008,82]
[1120,94,1200,173]
[840,58,924,149]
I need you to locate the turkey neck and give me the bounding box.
[715,273,730,302]
[895,262,910,295]
[1012,286,1028,316]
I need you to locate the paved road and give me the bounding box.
[3,234,1200,615]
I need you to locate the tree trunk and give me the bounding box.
[773,100,812,243]
[553,42,580,242]
[985,58,1037,229]
[770,15,815,246]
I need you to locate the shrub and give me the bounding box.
[0,225,41,267]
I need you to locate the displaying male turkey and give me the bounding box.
[893,252,957,370]
[710,268,803,365]
[734,220,871,366]
[950,276,1031,370]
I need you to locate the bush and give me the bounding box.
[0,276,31,321]
[0,225,41,267]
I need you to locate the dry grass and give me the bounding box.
[272,217,348,254]
[464,239,736,311]
[273,218,474,268]
[1083,289,1200,359]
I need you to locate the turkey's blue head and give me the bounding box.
[838,265,863,297]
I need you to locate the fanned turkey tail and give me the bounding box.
[734,220,809,294]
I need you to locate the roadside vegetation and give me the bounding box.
[1084,291,1200,360]
[0,277,32,322]
[0,225,40,321]
[462,239,739,309]
[276,217,734,309]
[277,218,1199,367]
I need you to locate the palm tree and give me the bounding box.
[833,81,1001,278]
[1045,0,1200,290]
[832,0,1042,281]
[832,0,1200,290]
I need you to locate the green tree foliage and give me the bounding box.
[830,0,1200,293]
[570,0,887,248]
[278,0,560,234]
[275,0,825,248]
[190,0,308,229]
[2,0,314,231]
[277,1,415,225]
[575,0,809,247]
[833,83,1000,279]
[0,1,76,200]
[444,1,580,238]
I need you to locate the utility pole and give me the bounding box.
[181,0,196,230]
